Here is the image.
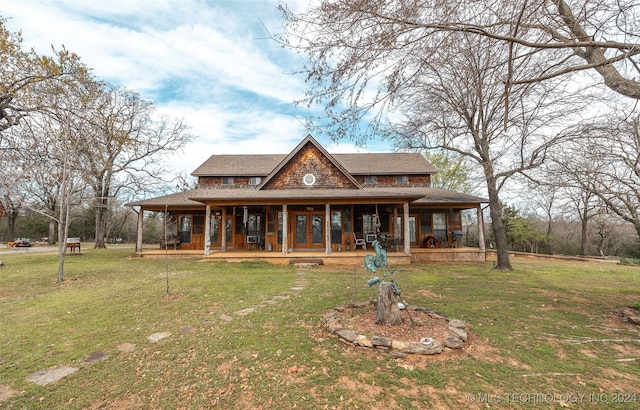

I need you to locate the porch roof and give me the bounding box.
[127,186,487,211]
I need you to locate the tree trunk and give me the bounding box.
[48,217,56,245]
[94,195,108,249]
[6,202,17,240]
[375,282,403,325]
[580,207,589,256]
[483,168,512,270]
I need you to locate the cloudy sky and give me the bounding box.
[1,0,386,176]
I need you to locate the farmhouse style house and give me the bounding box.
[128,135,488,264]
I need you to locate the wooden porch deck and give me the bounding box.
[134,247,486,265]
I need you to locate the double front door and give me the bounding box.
[292,211,324,249]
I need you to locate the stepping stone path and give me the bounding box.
[26,366,79,386]
[221,267,309,323]
[234,307,256,316]
[117,342,136,353]
[147,331,172,343]
[4,266,311,401]
[84,351,108,363]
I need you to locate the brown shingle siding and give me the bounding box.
[262,143,357,189]
[354,175,431,187]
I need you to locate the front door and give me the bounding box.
[395,214,419,247]
[293,211,324,250]
[209,216,234,248]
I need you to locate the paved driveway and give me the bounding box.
[0,246,58,255]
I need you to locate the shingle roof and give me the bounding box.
[191,155,286,176]
[127,186,486,209]
[191,152,437,176]
[128,136,486,210]
[334,153,437,175]
[126,190,205,210]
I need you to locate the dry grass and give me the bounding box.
[1,248,639,409]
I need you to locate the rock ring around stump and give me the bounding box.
[324,301,468,356]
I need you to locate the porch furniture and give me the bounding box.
[160,234,180,250]
[65,237,81,254]
[379,233,400,252]
[246,235,263,250]
[365,233,377,243]
[352,233,366,250]
[451,230,463,248]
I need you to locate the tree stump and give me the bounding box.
[375,281,403,325]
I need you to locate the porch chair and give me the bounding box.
[352,233,366,250]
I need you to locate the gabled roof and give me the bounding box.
[190,141,437,177]
[257,134,362,190]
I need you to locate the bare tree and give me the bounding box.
[6,124,63,245]
[280,1,640,101]
[8,108,92,281]
[579,112,640,243]
[538,142,607,256]
[280,0,592,269]
[2,18,194,253]
[77,86,194,249]
[1,17,92,132]
[518,182,561,255]
[1,16,95,249]
[386,33,585,269]
[545,110,640,253]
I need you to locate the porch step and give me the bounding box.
[290,258,324,266]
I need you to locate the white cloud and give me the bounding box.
[1,0,389,178]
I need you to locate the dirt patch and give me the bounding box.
[164,293,184,301]
[0,384,20,403]
[338,303,452,343]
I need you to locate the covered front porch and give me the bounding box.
[130,187,488,264]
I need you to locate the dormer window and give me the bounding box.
[397,176,408,184]
[364,176,377,185]
[222,177,234,186]
[249,177,261,186]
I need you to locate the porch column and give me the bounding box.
[136,207,143,253]
[325,203,331,255]
[403,201,410,254]
[204,204,211,256]
[221,207,227,252]
[282,204,288,255]
[477,206,486,251]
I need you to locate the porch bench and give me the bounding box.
[160,235,180,250]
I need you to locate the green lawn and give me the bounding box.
[1,248,639,409]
